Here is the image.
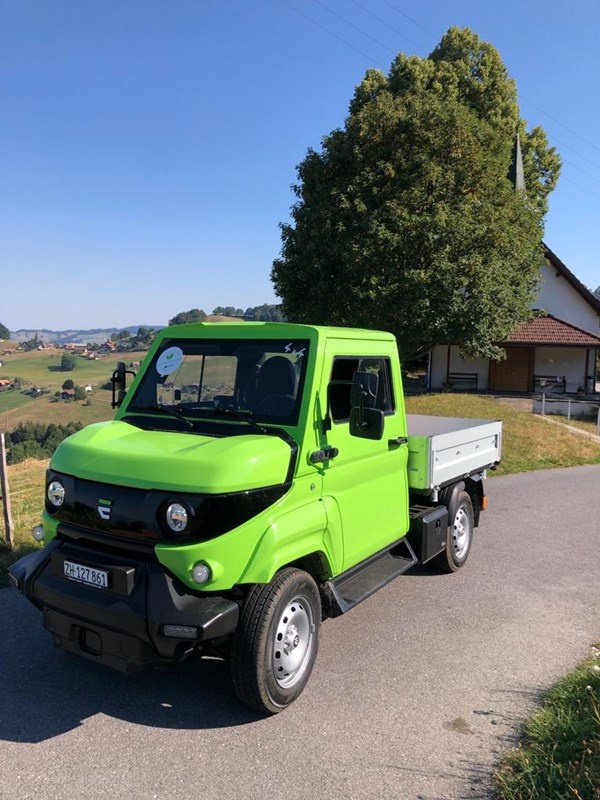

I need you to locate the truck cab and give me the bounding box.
[10,323,501,713]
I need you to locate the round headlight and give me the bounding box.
[165,502,189,533]
[47,480,65,508]
[192,562,211,585]
[32,524,45,542]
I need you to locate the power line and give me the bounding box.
[377,0,438,40]
[347,0,424,51]
[276,0,386,68]
[310,0,400,55]
[519,97,600,154]
[277,0,600,200]
[370,2,600,163]
[561,175,600,202]
[562,158,600,185]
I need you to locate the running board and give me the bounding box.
[324,538,417,616]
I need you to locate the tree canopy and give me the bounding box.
[272,27,561,360]
[594,286,600,298]
[0,322,9,340]
[169,309,207,325]
[60,353,77,371]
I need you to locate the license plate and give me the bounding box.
[63,560,109,589]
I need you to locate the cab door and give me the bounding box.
[320,340,410,571]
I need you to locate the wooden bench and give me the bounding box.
[534,375,566,393]
[444,372,479,391]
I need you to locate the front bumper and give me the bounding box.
[8,540,239,674]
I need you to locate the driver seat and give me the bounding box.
[254,357,297,417]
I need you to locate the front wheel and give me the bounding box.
[431,490,474,573]
[231,568,321,714]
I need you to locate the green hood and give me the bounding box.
[50,421,292,493]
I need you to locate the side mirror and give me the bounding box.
[349,370,384,440]
[111,361,132,408]
[349,406,384,440]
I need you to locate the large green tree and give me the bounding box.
[272,27,561,360]
[0,322,9,340]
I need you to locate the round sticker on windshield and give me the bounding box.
[156,346,184,376]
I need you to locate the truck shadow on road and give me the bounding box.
[0,593,263,743]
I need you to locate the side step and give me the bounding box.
[324,538,417,616]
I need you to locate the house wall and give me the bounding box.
[534,346,589,393]
[430,344,593,393]
[430,345,490,390]
[537,259,600,334]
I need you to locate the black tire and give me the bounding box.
[231,568,321,714]
[431,490,474,573]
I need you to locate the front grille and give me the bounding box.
[57,523,159,561]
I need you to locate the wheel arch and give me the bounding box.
[238,500,336,585]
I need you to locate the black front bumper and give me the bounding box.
[8,540,239,674]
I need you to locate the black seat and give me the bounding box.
[254,357,297,417]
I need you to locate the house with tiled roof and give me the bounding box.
[428,135,600,395]
[429,243,600,393]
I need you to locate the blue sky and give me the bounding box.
[1,0,599,330]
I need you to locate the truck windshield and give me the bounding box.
[127,338,310,427]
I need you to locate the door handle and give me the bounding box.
[310,446,339,464]
[388,436,408,448]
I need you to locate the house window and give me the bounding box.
[329,357,395,423]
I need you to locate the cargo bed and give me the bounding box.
[406,414,502,493]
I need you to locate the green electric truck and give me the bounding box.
[10,323,502,713]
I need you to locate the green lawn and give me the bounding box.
[404,394,600,476]
[0,459,47,587]
[0,389,36,413]
[496,645,600,800]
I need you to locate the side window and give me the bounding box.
[329,357,395,423]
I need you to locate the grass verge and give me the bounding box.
[496,645,600,800]
[0,459,47,587]
[404,394,600,476]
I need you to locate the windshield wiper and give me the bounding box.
[188,405,269,435]
[128,404,197,431]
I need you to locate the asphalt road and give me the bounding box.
[1,465,599,800]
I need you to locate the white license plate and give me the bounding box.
[63,560,109,589]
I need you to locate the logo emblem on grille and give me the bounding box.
[97,499,112,520]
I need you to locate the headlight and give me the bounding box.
[47,480,65,508]
[191,562,211,585]
[165,502,189,534]
[31,525,45,542]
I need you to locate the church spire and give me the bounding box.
[508,131,525,192]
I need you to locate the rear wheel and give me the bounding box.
[231,568,321,714]
[431,490,474,573]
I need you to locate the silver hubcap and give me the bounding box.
[272,596,315,689]
[452,504,471,559]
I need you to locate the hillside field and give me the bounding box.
[0,348,146,428]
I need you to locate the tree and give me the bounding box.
[169,309,207,325]
[0,322,9,340]
[61,353,76,371]
[212,306,237,317]
[595,286,600,298]
[74,386,86,400]
[243,304,285,321]
[61,378,75,390]
[272,27,561,360]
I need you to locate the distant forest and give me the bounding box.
[169,304,284,325]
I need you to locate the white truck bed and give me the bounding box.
[406,414,502,492]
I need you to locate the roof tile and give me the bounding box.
[503,313,600,346]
